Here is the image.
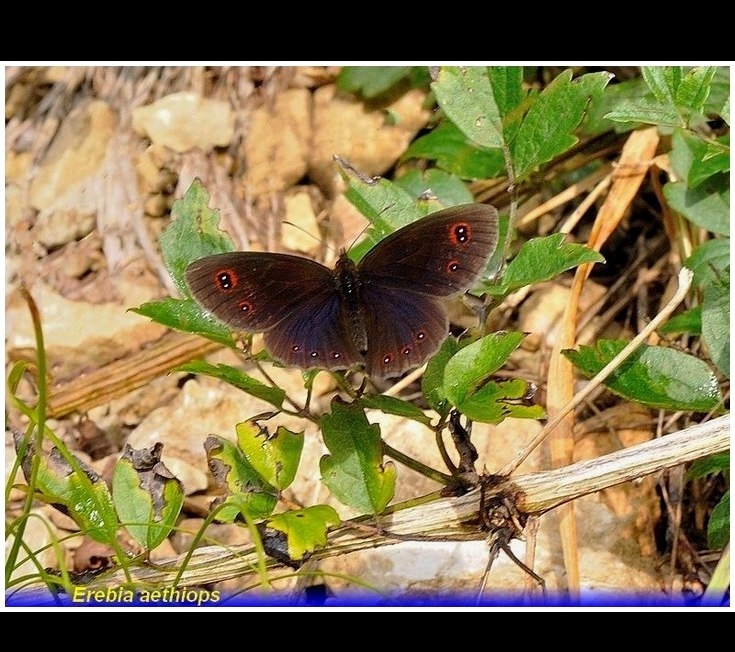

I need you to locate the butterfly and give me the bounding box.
[185,203,499,378]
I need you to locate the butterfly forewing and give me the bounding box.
[358,204,498,297]
[185,252,335,332]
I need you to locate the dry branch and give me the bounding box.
[52,413,729,591]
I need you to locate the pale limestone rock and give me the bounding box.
[125,378,286,495]
[29,100,117,248]
[309,85,431,194]
[281,190,321,254]
[132,92,234,153]
[5,281,166,380]
[241,88,311,195]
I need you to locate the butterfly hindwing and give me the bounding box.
[358,203,498,297]
[263,291,364,372]
[360,283,448,378]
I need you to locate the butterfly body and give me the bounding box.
[185,203,499,378]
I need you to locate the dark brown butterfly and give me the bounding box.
[185,203,499,378]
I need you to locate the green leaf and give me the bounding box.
[444,332,526,406]
[422,337,463,415]
[358,395,433,427]
[564,340,722,412]
[583,77,652,135]
[131,298,237,348]
[484,233,605,296]
[337,66,414,99]
[338,159,434,261]
[512,70,612,179]
[684,238,731,287]
[611,66,719,128]
[452,377,546,424]
[177,360,285,409]
[266,505,341,561]
[664,175,730,236]
[604,100,683,128]
[159,179,235,296]
[403,121,506,179]
[394,168,474,207]
[488,66,525,143]
[721,97,730,126]
[687,452,729,479]
[319,398,396,515]
[234,421,303,491]
[12,431,118,545]
[431,66,504,149]
[204,435,278,522]
[669,129,730,189]
[704,67,730,119]
[641,66,680,106]
[659,307,702,336]
[708,490,729,550]
[702,269,730,378]
[112,443,184,551]
[675,66,718,114]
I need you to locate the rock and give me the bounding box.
[125,378,290,495]
[5,280,167,381]
[309,85,431,194]
[5,509,62,583]
[240,88,311,196]
[132,92,234,153]
[281,190,321,254]
[517,281,608,348]
[29,100,117,248]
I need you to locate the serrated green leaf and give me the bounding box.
[204,435,278,522]
[403,121,506,179]
[705,67,730,119]
[432,66,504,150]
[642,67,680,105]
[685,239,731,287]
[337,159,433,261]
[177,360,285,409]
[659,307,702,336]
[584,77,653,135]
[159,179,235,295]
[422,337,462,415]
[13,431,118,545]
[702,269,729,378]
[112,443,184,550]
[669,129,730,189]
[664,175,730,236]
[358,395,433,427]
[234,421,303,491]
[687,452,729,479]
[676,66,718,114]
[319,399,395,515]
[512,70,612,179]
[132,298,237,347]
[444,332,526,406]
[484,233,605,296]
[394,168,474,207]
[488,66,525,143]
[564,340,722,412]
[453,377,546,424]
[604,100,684,128]
[708,490,729,550]
[337,66,414,99]
[267,505,341,561]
